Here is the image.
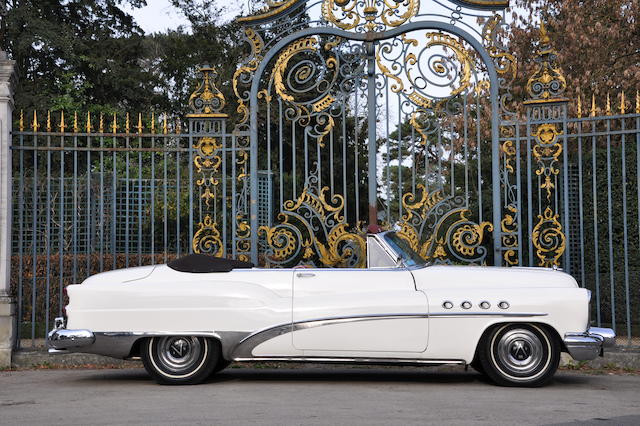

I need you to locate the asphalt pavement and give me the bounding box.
[1,366,639,425]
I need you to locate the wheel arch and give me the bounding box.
[126,334,226,359]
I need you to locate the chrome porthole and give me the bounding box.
[498,301,510,310]
[480,301,491,310]
[461,301,472,310]
[442,301,454,309]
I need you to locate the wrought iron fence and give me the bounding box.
[6,0,640,350]
[10,111,227,347]
[510,96,640,346]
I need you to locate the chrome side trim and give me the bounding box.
[232,357,466,366]
[231,314,429,359]
[230,312,548,359]
[48,329,251,360]
[428,312,547,318]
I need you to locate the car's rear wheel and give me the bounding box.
[478,323,560,387]
[142,336,219,385]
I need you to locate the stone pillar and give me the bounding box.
[0,51,17,368]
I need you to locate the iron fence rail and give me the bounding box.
[504,112,640,346]
[11,122,192,348]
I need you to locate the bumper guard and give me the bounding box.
[47,317,95,353]
[564,327,616,361]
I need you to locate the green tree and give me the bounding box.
[5,0,169,112]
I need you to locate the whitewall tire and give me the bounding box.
[478,323,560,387]
[141,336,219,385]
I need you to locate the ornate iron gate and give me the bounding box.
[235,0,516,267]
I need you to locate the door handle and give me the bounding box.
[296,272,316,278]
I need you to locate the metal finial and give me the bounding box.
[577,94,582,118]
[47,110,51,132]
[86,111,92,133]
[620,91,626,115]
[99,113,104,133]
[636,90,640,114]
[112,112,118,134]
[137,113,143,134]
[163,113,168,135]
[125,112,130,134]
[73,112,78,133]
[606,93,611,116]
[591,94,597,117]
[59,110,66,132]
[151,112,156,134]
[19,110,24,131]
[32,110,39,132]
[539,20,551,44]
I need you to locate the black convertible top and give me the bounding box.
[167,254,254,273]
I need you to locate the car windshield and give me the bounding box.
[383,232,427,268]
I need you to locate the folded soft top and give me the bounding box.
[167,254,254,273]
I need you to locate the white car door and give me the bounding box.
[292,268,429,353]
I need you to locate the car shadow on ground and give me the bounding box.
[73,366,596,388]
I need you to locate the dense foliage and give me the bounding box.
[4,0,245,116]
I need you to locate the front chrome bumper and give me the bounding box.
[47,317,95,353]
[564,327,616,361]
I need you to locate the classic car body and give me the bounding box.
[48,231,615,386]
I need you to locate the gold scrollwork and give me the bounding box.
[233,28,265,126]
[532,123,563,201]
[524,22,567,102]
[237,0,300,23]
[377,32,472,110]
[483,14,520,267]
[500,140,516,173]
[271,36,338,147]
[532,206,566,267]
[500,205,519,266]
[322,0,419,32]
[396,184,493,265]
[259,185,366,268]
[193,215,224,256]
[193,137,222,206]
[187,66,227,117]
[450,211,494,258]
[482,14,517,84]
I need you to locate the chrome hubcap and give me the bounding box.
[497,329,544,375]
[156,336,202,373]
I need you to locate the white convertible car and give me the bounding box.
[48,231,614,386]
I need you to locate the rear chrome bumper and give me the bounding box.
[564,327,616,361]
[47,317,95,353]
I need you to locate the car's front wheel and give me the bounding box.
[478,323,560,387]
[141,336,219,385]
